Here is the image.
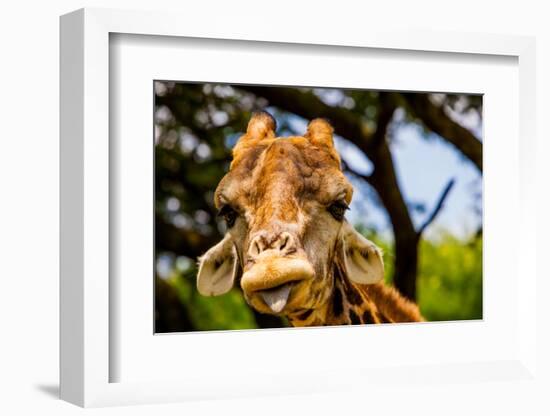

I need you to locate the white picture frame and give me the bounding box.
[60,7,538,408]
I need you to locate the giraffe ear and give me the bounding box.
[339,222,384,284]
[197,233,241,296]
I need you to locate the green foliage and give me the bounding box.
[416,234,483,321]
[167,266,258,331]
[356,225,482,322]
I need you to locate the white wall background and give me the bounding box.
[0,1,548,415]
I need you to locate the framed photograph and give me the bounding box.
[153,82,479,332]
[60,8,538,408]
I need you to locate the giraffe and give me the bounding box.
[197,111,423,326]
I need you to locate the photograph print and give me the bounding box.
[154,82,482,332]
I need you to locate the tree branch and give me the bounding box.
[341,159,373,184]
[400,93,482,171]
[416,178,456,237]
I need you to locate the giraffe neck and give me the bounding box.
[288,261,384,327]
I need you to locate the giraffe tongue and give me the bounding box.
[260,284,291,313]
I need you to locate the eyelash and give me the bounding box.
[217,205,238,228]
[327,200,349,221]
[218,201,348,226]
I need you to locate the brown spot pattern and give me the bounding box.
[331,286,344,317]
[349,309,361,325]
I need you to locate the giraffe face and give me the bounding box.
[197,112,384,318]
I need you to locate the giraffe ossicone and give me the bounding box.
[197,111,423,326]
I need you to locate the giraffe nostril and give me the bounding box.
[279,235,289,251]
[248,232,297,258]
[285,247,297,255]
[276,232,295,254]
[252,240,261,256]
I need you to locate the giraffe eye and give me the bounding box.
[328,200,349,221]
[218,205,238,228]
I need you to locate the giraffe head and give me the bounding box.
[197,112,384,318]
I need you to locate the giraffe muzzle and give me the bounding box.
[240,256,315,314]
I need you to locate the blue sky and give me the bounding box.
[343,122,481,241]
